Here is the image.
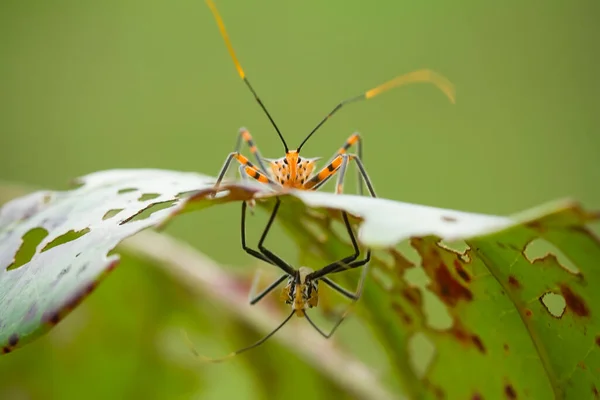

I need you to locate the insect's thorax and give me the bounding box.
[269,150,317,189]
[280,266,319,317]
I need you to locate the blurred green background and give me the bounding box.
[1,0,599,398]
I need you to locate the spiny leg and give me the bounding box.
[184,310,295,363]
[304,259,371,339]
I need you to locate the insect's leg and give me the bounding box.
[347,154,376,197]
[238,165,257,213]
[248,272,288,305]
[240,201,272,264]
[183,310,295,363]
[334,154,350,195]
[312,153,348,192]
[305,258,370,339]
[234,128,269,173]
[302,155,343,191]
[306,211,365,280]
[256,198,296,276]
[321,132,364,195]
[215,152,274,192]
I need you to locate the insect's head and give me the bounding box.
[280,266,319,317]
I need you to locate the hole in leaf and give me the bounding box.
[423,290,453,330]
[540,292,566,318]
[408,332,435,378]
[138,193,161,201]
[175,190,198,199]
[437,239,469,254]
[102,208,124,220]
[396,241,421,266]
[117,188,137,194]
[524,238,579,273]
[120,201,177,224]
[6,227,49,270]
[41,228,91,252]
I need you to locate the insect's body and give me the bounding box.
[280,266,320,316]
[268,151,319,189]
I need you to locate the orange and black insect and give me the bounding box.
[206,0,456,199]
[187,197,371,362]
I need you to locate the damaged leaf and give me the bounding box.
[0,169,598,400]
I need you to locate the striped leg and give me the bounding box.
[214,152,274,190]
[324,132,365,195]
[304,153,376,197]
[234,127,268,173]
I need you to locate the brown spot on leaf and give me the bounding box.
[441,215,457,223]
[471,334,486,353]
[526,220,543,231]
[8,334,18,347]
[435,263,473,306]
[578,361,586,369]
[503,343,509,353]
[389,249,414,272]
[391,302,412,325]
[423,379,445,399]
[505,384,517,399]
[560,284,590,317]
[43,311,61,325]
[595,336,600,347]
[472,394,483,400]
[508,275,521,289]
[2,347,10,354]
[593,385,599,398]
[525,309,533,317]
[454,260,471,282]
[402,287,422,307]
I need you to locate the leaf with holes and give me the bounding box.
[0,169,225,352]
[263,194,599,399]
[1,169,599,400]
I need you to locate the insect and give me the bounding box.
[206,0,456,200]
[186,196,371,362]
[191,0,455,360]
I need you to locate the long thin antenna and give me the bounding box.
[297,69,456,152]
[205,0,289,152]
